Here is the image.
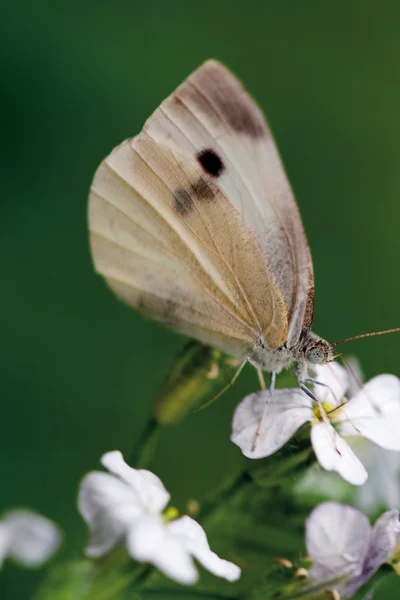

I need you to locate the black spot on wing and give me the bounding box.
[191,176,214,200]
[173,176,215,216]
[197,149,224,177]
[174,188,193,215]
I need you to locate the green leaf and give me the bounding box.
[32,559,95,600]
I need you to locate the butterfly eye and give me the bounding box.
[307,347,324,364]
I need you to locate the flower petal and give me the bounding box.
[369,509,400,565]
[341,375,400,421]
[344,509,400,597]
[353,443,400,513]
[127,515,198,585]
[311,422,368,485]
[306,502,371,589]
[312,362,349,405]
[231,389,312,459]
[167,516,241,582]
[101,451,170,513]
[2,510,61,567]
[339,376,400,450]
[0,523,10,568]
[340,415,400,451]
[78,472,142,557]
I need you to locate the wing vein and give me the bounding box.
[91,230,256,333]
[165,144,264,333]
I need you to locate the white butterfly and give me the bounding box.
[88,60,335,398]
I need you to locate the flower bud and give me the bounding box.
[152,341,240,424]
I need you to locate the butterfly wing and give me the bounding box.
[89,135,287,360]
[88,60,313,361]
[143,60,314,346]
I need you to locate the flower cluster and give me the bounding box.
[78,451,241,585]
[2,359,400,600]
[306,502,400,597]
[231,362,400,485]
[74,451,400,597]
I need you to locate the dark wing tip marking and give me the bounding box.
[172,62,268,140]
[220,95,266,139]
[197,149,225,177]
[192,61,268,139]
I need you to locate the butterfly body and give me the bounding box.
[248,330,334,378]
[88,60,334,384]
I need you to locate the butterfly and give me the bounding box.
[88,60,336,403]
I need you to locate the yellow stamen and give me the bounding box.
[312,402,333,422]
[163,506,179,523]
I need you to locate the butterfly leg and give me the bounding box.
[193,359,247,413]
[299,383,330,423]
[302,377,361,432]
[257,368,266,390]
[252,371,276,451]
[303,378,339,405]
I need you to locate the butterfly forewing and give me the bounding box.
[89,60,314,360]
[143,60,314,345]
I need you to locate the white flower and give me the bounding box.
[346,358,400,512]
[353,442,400,513]
[231,362,400,485]
[306,501,400,597]
[0,510,61,569]
[78,451,241,585]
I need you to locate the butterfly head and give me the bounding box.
[295,330,335,366]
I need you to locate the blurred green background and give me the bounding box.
[1,1,400,598]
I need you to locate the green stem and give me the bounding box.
[86,564,150,600]
[198,471,251,522]
[145,589,239,599]
[90,546,129,585]
[280,565,392,600]
[129,416,162,468]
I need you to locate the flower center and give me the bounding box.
[312,402,333,422]
[162,506,179,523]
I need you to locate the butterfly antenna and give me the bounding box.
[326,353,364,414]
[332,327,400,347]
[338,354,364,393]
[193,360,247,413]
